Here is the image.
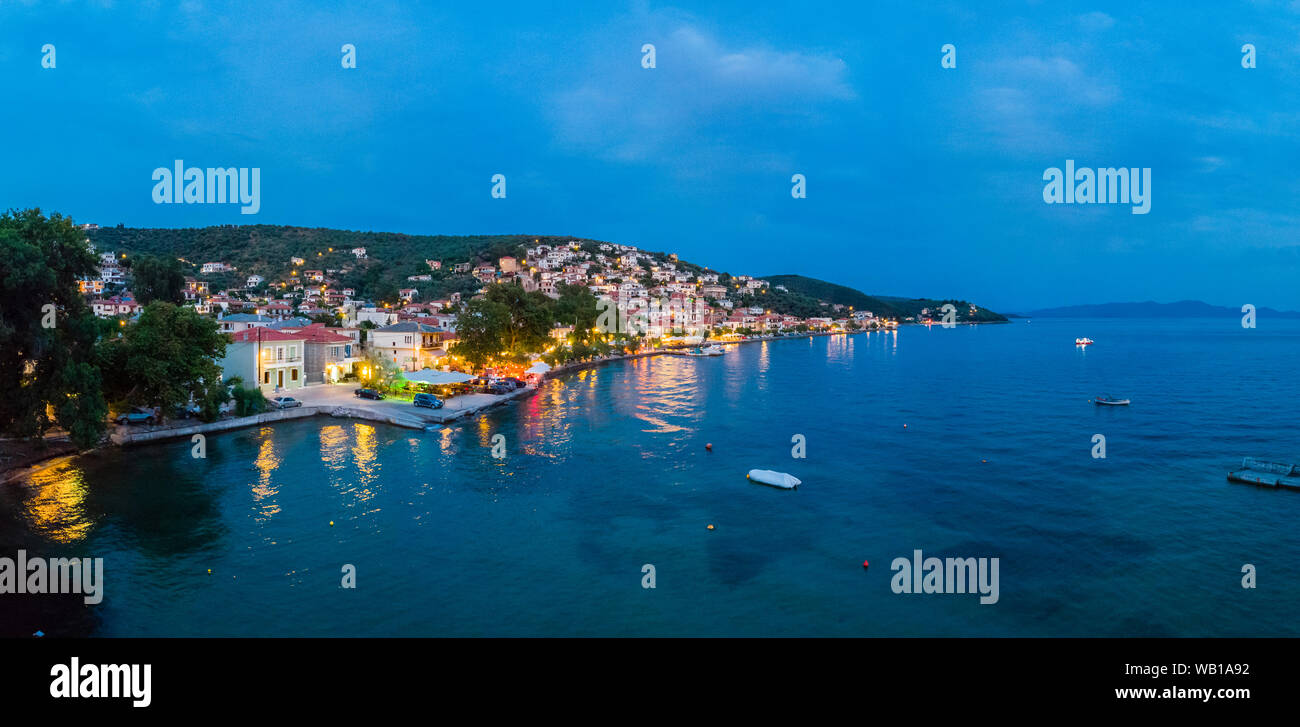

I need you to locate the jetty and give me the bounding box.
[1227,458,1300,490]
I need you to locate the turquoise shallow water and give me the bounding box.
[2,318,1298,636]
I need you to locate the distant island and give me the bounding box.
[1024,300,1300,319]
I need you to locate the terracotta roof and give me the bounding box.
[292,324,354,344]
[228,328,307,343]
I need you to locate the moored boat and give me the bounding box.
[747,469,800,489]
[1228,458,1300,490]
[1075,337,1094,346]
[1094,394,1130,406]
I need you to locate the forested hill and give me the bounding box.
[764,274,1007,322]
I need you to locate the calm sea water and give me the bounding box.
[3,318,1298,637]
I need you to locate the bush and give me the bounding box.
[229,380,267,417]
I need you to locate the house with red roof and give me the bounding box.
[219,327,307,392]
[290,323,363,383]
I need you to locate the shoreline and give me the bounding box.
[0,325,977,483]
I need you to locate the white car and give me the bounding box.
[269,396,302,409]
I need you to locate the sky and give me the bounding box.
[2,0,1298,312]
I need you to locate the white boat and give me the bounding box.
[747,469,801,489]
[1094,394,1130,406]
[703,345,725,356]
[1075,337,1094,346]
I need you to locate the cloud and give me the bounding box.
[546,23,855,166]
[1077,12,1115,31]
[963,52,1120,155]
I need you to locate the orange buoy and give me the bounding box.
[707,524,715,530]
[903,424,908,429]
[862,560,869,569]
[706,443,713,451]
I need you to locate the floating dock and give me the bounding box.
[1227,458,1300,490]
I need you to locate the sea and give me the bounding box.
[2,317,1297,636]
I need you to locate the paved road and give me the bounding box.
[290,383,526,425]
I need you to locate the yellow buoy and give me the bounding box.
[707,524,715,530]
[329,521,334,527]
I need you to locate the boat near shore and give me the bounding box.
[680,344,726,357]
[1228,458,1300,490]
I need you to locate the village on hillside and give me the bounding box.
[77,230,929,404]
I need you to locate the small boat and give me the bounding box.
[683,347,709,357]
[1228,458,1300,490]
[747,469,800,489]
[702,345,725,356]
[1094,395,1130,406]
[1075,337,1094,346]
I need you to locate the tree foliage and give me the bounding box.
[129,253,186,305]
[98,302,228,415]
[0,209,108,449]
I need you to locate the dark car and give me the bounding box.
[354,388,384,400]
[486,383,511,395]
[114,408,156,425]
[412,393,443,409]
[504,377,527,389]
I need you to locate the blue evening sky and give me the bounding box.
[2,0,1297,312]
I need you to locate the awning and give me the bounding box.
[403,369,475,385]
[525,361,552,374]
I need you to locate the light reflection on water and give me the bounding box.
[252,427,281,523]
[4,321,1299,637]
[18,458,93,544]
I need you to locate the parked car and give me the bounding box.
[114,408,156,425]
[504,377,527,390]
[494,379,517,391]
[412,393,444,409]
[269,396,302,409]
[354,388,384,400]
[486,383,511,395]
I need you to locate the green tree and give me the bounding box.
[129,254,187,304]
[485,283,554,359]
[99,302,227,416]
[553,284,601,345]
[359,350,403,391]
[451,297,510,369]
[0,209,108,449]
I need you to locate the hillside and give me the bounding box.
[1028,300,1300,319]
[766,274,1007,322]
[86,226,1004,322]
[87,226,571,302]
[762,274,904,318]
